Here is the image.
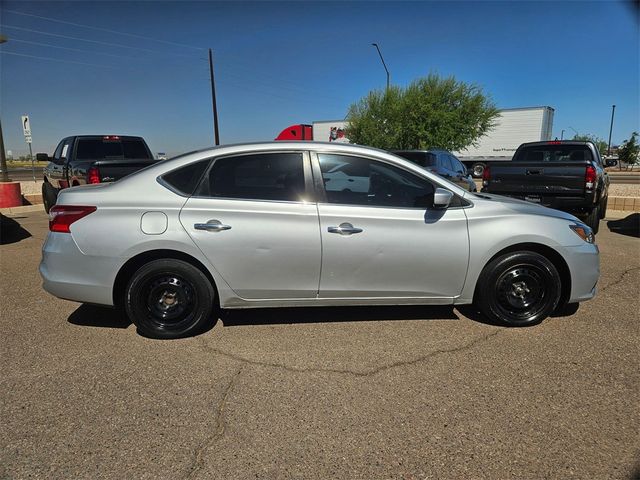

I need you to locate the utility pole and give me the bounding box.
[371,43,390,91]
[208,48,220,146]
[607,104,616,156]
[561,129,565,140]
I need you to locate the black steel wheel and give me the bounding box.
[42,182,58,214]
[125,259,216,339]
[475,251,561,327]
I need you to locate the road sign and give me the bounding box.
[21,115,31,136]
[25,135,32,144]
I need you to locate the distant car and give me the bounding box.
[41,142,599,339]
[392,149,477,191]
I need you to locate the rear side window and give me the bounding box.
[514,145,593,162]
[393,151,436,167]
[196,152,305,202]
[160,160,210,196]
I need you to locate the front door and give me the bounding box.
[179,151,321,299]
[314,152,469,299]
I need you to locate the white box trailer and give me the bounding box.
[454,106,554,176]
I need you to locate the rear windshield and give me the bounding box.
[513,145,593,163]
[393,151,437,167]
[75,138,151,160]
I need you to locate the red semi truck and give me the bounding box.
[275,120,349,143]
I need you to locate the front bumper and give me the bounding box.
[40,232,121,306]
[562,242,600,303]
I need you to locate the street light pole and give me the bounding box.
[607,104,616,156]
[208,48,220,146]
[371,43,390,91]
[0,35,9,182]
[561,129,565,140]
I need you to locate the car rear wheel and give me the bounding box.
[125,259,216,339]
[42,182,57,214]
[584,205,600,234]
[475,251,561,327]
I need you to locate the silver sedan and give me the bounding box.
[40,142,599,339]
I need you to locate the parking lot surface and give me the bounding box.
[1,211,639,479]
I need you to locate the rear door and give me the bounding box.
[47,138,72,188]
[314,152,469,299]
[179,151,322,299]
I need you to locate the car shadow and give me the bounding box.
[607,213,640,238]
[67,304,132,329]
[220,304,459,327]
[0,213,32,245]
[456,302,580,327]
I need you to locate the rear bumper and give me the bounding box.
[562,242,600,303]
[39,232,120,306]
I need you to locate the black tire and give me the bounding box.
[42,182,58,214]
[125,259,216,339]
[475,251,561,327]
[599,196,608,219]
[584,205,600,234]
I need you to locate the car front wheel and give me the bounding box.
[476,251,561,327]
[125,259,216,339]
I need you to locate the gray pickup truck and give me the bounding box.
[39,135,158,213]
[481,141,617,233]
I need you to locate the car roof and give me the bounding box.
[519,140,594,147]
[392,149,448,154]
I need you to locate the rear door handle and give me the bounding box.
[526,169,543,175]
[328,222,363,235]
[194,220,232,231]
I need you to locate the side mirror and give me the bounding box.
[36,153,50,162]
[433,188,454,209]
[605,159,617,167]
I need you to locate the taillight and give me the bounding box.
[49,205,97,233]
[585,166,596,189]
[87,166,101,184]
[482,165,490,187]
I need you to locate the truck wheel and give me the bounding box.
[475,251,561,327]
[584,205,600,234]
[42,182,58,214]
[599,196,608,219]
[472,163,486,178]
[125,259,216,339]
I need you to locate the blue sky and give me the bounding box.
[1,0,638,157]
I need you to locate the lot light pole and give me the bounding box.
[0,35,9,182]
[371,43,390,91]
[561,129,565,140]
[208,48,220,146]
[607,104,616,155]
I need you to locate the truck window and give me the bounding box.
[513,145,593,163]
[75,138,150,160]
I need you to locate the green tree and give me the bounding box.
[346,73,499,151]
[571,134,608,156]
[618,132,639,170]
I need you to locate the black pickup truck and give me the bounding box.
[481,141,617,233]
[39,135,158,213]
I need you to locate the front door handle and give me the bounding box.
[328,222,363,235]
[194,220,232,231]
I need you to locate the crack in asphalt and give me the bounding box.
[599,266,640,293]
[186,363,246,480]
[199,329,503,378]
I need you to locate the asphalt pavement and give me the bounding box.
[1,211,639,479]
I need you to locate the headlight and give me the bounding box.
[570,223,595,244]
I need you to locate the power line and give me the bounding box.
[4,9,205,51]
[0,24,199,57]
[0,50,114,68]
[8,38,144,60]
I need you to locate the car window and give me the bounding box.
[52,140,65,164]
[196,152,305,202]
[318,153,435,208]
[393,151,436,167]
[440,153,454,171]
[450,156,464,173]
[160,160,211,196]
[122,139,151,159]
[514,145,593,162]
